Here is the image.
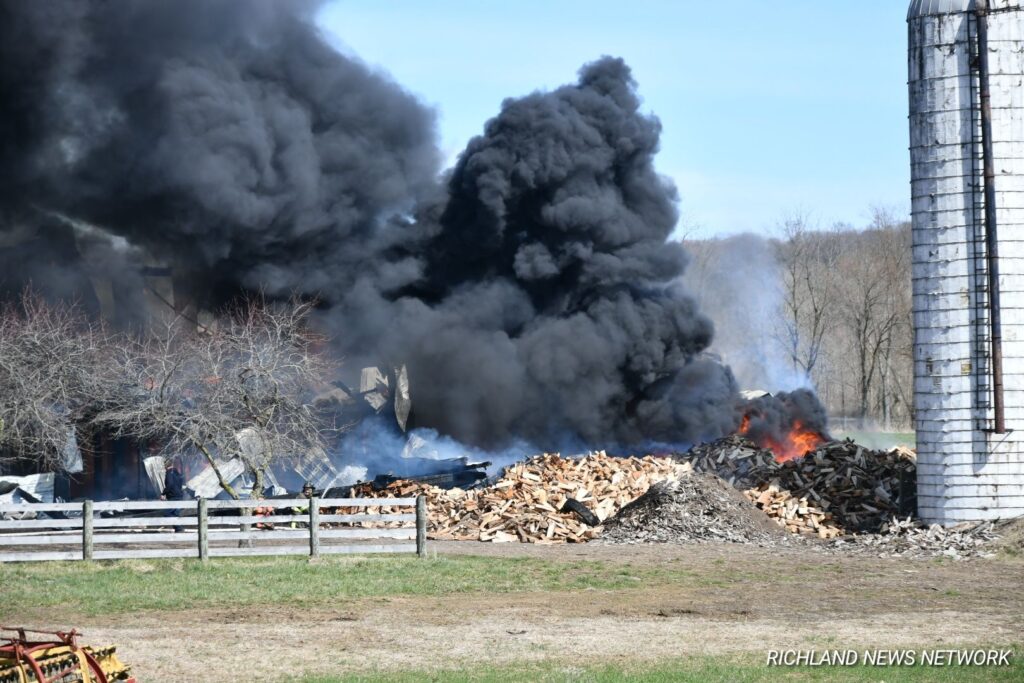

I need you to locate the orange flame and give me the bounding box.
[738,417,825,462]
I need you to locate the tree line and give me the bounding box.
[683,208,913,430]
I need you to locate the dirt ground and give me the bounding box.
[27,542,1024,681]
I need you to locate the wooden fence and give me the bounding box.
[0,496,427,563]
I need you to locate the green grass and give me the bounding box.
[285,653,1024,682]
[0,555,711,616]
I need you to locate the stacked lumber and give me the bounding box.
[349,452,685,543]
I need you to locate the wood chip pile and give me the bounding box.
[349,452,685,543]
[682,437,918,536]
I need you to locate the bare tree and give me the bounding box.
[0,292,113,471]
[834,209,911,426]
[97,298,332,499]
[774,214,842,382]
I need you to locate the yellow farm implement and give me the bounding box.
[0,627,133,683]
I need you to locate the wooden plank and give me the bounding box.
[208,545,311,558]
[208,543,418,558]
[206,528,416,542]
[0,543,418,561]
[91,548,197,560]
[207,514,308,525]
[0,518,84,530]
[319,498,416,507]
[91,501,199,512]
[0,532,199,545]
[82,500,93,561]
[0,550,82,562]
[320,528,415,540]
[202,513,415,525]
[0,530,81,539]
[94,517,197,528]
[203,497,416,509]
[207,529,314,542]
[204,499,303,510]
[0,516,198,530]
[0,535,82,546]
[320,513,416,524]
[0,502,84,513]
[0,497,414,515]
[94,533,199,544]
[319,544,418,556]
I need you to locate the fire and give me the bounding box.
[738,417,826,463]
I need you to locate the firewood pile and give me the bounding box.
[681,437,918,536]
[744,481,842,539]
[684,434,780,489]
[345,436,920,545]
[348,451,685,543]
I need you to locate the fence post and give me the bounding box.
[240,506,252,548]
[198,498,209,562]
[416,495,426,558]
[82,500,93,561]
[308,496,320,559]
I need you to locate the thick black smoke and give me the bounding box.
[0,0,439,311]
[362,58,741,447]
[0,1,824,451]
[740,389,831,447]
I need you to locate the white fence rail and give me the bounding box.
[0,496,428,563]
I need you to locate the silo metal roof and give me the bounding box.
[907,0,973,18]
[908,0,1023,17]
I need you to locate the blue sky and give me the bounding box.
[317,1,911,237]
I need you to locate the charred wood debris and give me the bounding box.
[347,437,1010,558]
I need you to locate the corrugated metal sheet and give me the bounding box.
[908,1,1024,523]
[909,0,973,19]
[909,0,1023,19]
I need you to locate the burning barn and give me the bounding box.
[908,0,1024,522]
[0,0,916,525]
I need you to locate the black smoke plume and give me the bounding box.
[0,0,438,313]
[0,1,825,452]
[363,57,741,447]
[740,389,831,446]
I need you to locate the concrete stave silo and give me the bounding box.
[907,0,1024,523]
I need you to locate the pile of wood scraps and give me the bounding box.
[741,441,916,535]
[684,435,780,489]
[744,481,842,539]
[682,437,917,537]
[345,438,920,545]
[349,451,686,543]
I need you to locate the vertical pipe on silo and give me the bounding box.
[975,0,1006,433]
